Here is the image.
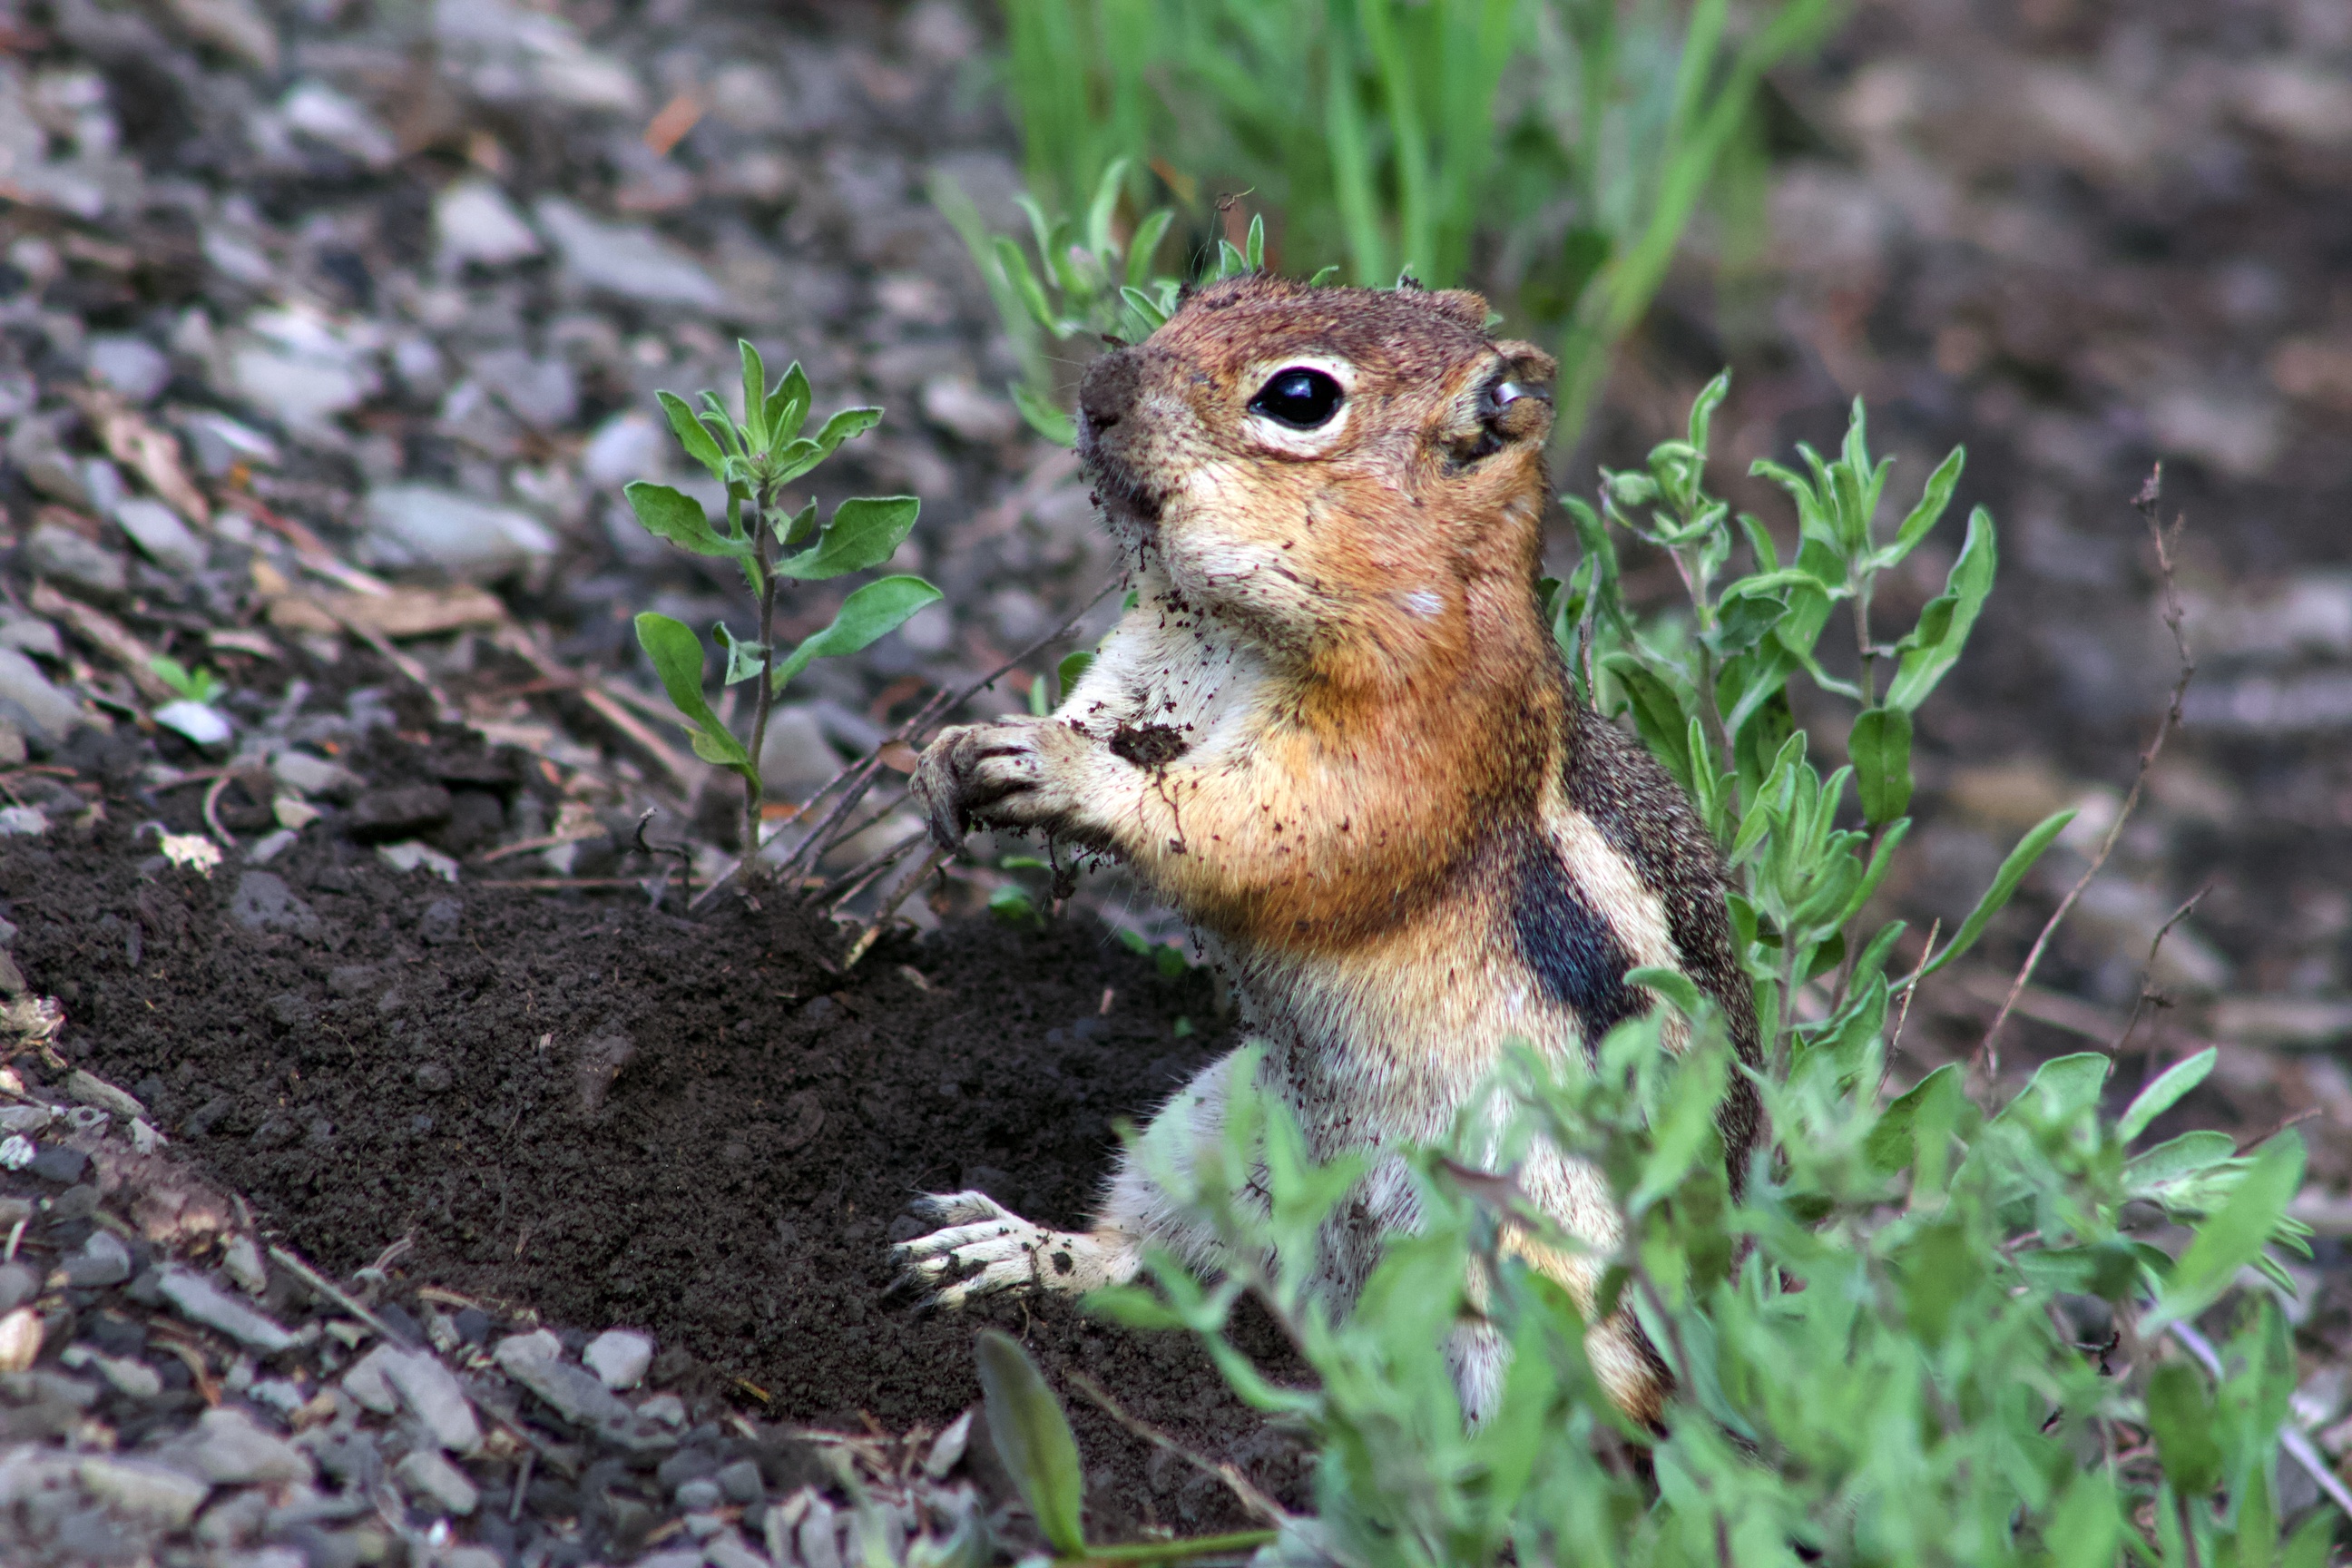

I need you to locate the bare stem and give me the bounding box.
[745,497,781,876]
[1974,467,2191,1083]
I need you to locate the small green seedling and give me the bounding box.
[936,161,1269,446]
[624,342,943,874]
[148,655,225,707]
[973,1329,1274,1564]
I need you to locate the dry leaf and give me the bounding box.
[72,388,210,524]
[28,582,172,701]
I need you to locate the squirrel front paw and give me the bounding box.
[912,717,1093,852]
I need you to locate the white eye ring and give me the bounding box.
[1241,354,1357,457]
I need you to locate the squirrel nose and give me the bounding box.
[1078,348,1142,431]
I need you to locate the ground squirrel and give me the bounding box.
[898,273,1760,1425]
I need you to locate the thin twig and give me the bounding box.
[1976,467,2192,1082]
[632,809,695,907]
[201,773,237,848]
[818,826,929,911]
[841,846,950,969]
[267,1244,418,1349]
[698,581,1120,909]
[1886,918,1940,1067]
[2168,1320,2352,1521]
[1068,1371,1292,1525]
[2115,879,2213,1067]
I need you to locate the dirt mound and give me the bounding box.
[3,796,1308,1533]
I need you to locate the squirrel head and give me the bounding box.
[1076,272,1558,672]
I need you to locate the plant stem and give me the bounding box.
[1057,1529,1279,1563]
[1853,569,1877,707]
[744,495,780,876]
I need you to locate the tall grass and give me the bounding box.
[991,0,1841,435]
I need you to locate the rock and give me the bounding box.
[228,308,383,437]
[716,1457,764,1504]
[156,1269,297,1353]
[61,1230,131,1287]
[377,840,461,881]
[378,1347,483,1454]
[920,377,1022,444]
[341,1347,399,1415]
[434,0,643,113]
[469,347,579,429]
[277,81,397,170]
[86,335,173,404]
[582,410,667,489]
[6,416,88,505]
[76,1455,210,1528]
[113,497,207,576]
[223,1234,268,1295]
[0,608,61,661]
[0,1262,36,1315]
[179,410,280,477]
[24,523,128,598]
[534,198,727,309]
[155,701,232,748]
[414,1061,453,1093]
[270,750,364,800]
[435,178,543,270]
[493,1329,663,1447]
[760,705,842,802]
[228,872,324,941]
[583,1328,652,1391]
[28,1144,88,1184]
[0,1306,42,1371]
[359,485,557,581]
[63,1345,163,1398]
[162,0,280,72]
[157,1406,313,1485]
[675,1476,722,1510]
[0,646,92,745]
[394,1448,480,1515]
[347,785,455,840]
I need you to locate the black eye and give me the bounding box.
[1249,368,1345,430]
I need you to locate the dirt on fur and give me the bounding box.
[1,770,1308,1534]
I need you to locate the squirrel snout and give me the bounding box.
[1077,348,1142,433]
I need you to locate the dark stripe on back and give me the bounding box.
[1511,835,1643,1053]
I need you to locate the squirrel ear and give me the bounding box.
[1494,341,1558,391]
[1425,288,1490,329]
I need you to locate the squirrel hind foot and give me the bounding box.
[888,1190,1136,1309]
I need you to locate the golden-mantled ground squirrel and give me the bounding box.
[899,274,1759,1425]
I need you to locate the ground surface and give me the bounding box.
[0,0,2349,1560]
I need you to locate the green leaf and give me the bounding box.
[2146,1132,2306,1331]
[2146,1362,2224,1495]
[655,390,728,479]
[776,495,919,581]
[1866,1063,1963,1174]
[1882,445,1965,567]
[738,340,769,449]
[1916,808,2075,979]
[632,613,750,773]
[1626,965,1705,1021]
[1307,264,1342,287]
[2124,1130,2241,1203]
[1994,1052,2110,1128]
[623,482,748,560]
[973,1330,1087,1556]
[1847,705,1913,825]
[712,622,766,686]
[1886,506,1996,711]
[1895,1218,1980,1347]
[1010,381,1075,446]
[995,236,1058,334]
[1055,651,1095,701]
[764,360,812,446]
[771,576,944,693]
[1118,285,1169,333]
[2120,1048,2218,1142]
[812,405,882,455]
[1124,208,1175,288]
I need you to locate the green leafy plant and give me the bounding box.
[972,1328,1277,1563]
[624,343,943,868]
[982,0,1842,436]
[936,162,1271,445]
[1034,382,2337,1566]
[148,655,225,706]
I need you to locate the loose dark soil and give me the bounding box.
[1,781,1310,1534]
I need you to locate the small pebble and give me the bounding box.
[394,1447,481,1515]
[716,1457,765,1505]
[583,1327,653,1390]
[675,1477,722,1511]
[26,1143,86,1184]
[61,1230,132,1287]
